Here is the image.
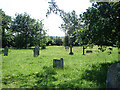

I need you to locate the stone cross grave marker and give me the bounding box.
[106,62,120,88]
[53,58,63,68]
[34,45,39,57]
[4,46,8,56]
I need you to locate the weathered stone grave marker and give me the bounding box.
[4,46,8,56]
[53,58,63,68]
[106,62,120,88]
[33,45,39,57]
[86,50,92,53]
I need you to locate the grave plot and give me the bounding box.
[53,58,63,68]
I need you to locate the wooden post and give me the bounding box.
[83,46,85,55]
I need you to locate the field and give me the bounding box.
[2,46,118,88]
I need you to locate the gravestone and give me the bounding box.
[4,46,8,56]
[65,46,69,49]
[53,58,63,68]
[33,45,39,57]
[86,50,92,53]
[69,45,73,55]
[106,62,120,88]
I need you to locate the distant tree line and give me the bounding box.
[46,36,63,46]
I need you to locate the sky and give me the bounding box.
[0,0,92,36]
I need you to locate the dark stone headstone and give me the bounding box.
[33,45,39,57]
[53,58,63,68]
[4,46,8,56]
[86,50,92,53]
[106,62,120,88]
[69,45,73,55]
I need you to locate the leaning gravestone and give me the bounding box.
[106,62,120,88]
[4,46,8,56]
[33,45,39,57]
[53,58,63,68]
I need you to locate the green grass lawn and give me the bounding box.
[1,46,118,88]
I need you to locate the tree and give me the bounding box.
[1,9,14,48]
[63,35,70,46]
[60,10,79,36]
[12,13,47,48]
[75,2,120,48]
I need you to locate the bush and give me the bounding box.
[41,45,46,49]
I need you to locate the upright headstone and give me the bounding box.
[106,62,120,88]
[69,45,73,55]
[53,58,63,68]
[34,45,39,57]
[4,46,8,56]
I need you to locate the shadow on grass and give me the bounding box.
[81,61,116,88]
[55,62,116,88]
[2,66,58,88]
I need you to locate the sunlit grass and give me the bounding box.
[2,46,118,88]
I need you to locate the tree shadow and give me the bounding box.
[55,62,116,88]
[81,61,116,88]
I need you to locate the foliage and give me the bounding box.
[46,36,63,46]
[1,9,14,48]
[75,2,120,47]
[63,35,70,46]
[60,10,79,36]
[53,36,63,46]
[11,13,47,48]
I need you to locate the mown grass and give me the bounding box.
[1,46,118,88]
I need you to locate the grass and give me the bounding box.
[1,46,118,88]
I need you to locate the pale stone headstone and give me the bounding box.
[106,62,120,88]
[86,50,92,53]
[53,58,63,68]
[4,46,8,56]
[33,45,39,57]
